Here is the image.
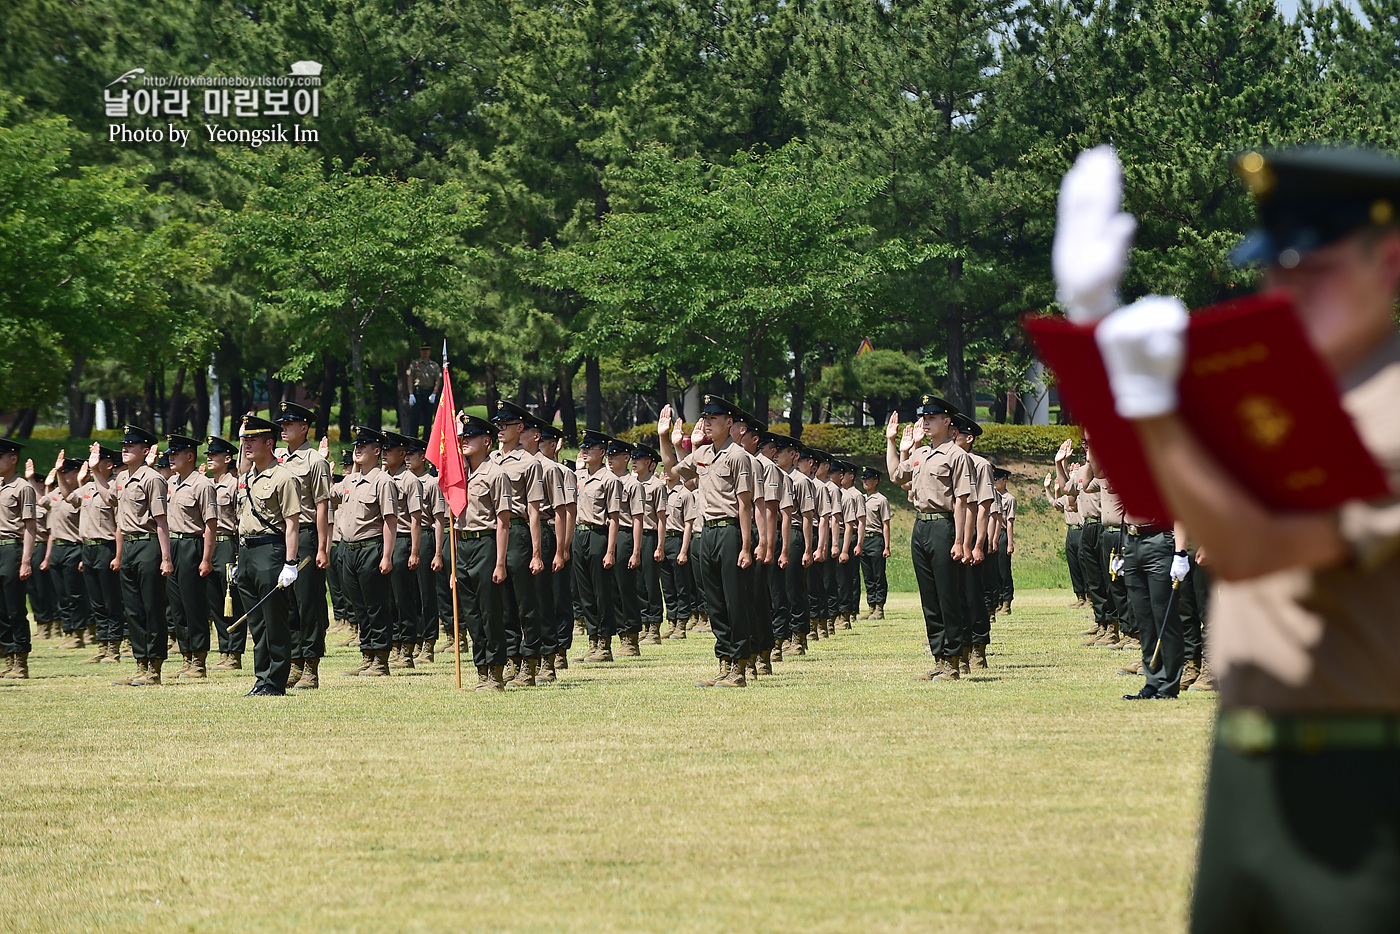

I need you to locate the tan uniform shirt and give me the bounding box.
[166,471,218,535]
[675,441,751,522]
[616,471,645,524]
[575,465,621,527]
[457,459,512,533]
[1213,337,1400,713]
[1001,492,1017,524]
[115,465,167,535]
[543,456,577,528]
[1095,479,1123,526]
[1068,465,1100,521]
[332,467,398,542]
[967,453,995,507]
[788,468,817,528]
[236,463,300,537]
[865,491,891,531]
[213,472,239,536]
[418,471,450,524]
[1057,494,1082,527]
[408,358,442,394]
[70,481,116,540]
[840,486,863,527]
[490,447,544,519]
[0,474,37,536]
[388,466,424,536]
[536,453,567,520]
[894,440,972,513]
[275,444,332,525]
[32,486,49,543]
[45,488,81,542]
[638,473,666,531]
[665,485,697,533]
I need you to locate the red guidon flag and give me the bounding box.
[427,363,468,517]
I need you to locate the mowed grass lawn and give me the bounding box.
[5,589,1215,934]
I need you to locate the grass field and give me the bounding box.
[4,589,1215,933]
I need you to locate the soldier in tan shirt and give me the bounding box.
[72,447,123,660]
[333,429,400,677]
[758,433,798,656]
[273,402,333,688]
[407,437,449,664]
[860,466,892,619]
[455,415,512,691]
[793,448,825,645]
[205,436,245,669]
[1059,144,1400,929]
[381,431,425,670]
[41,455,91,649]
[660,475,698,639]
[488,401,549,684]
[163,435,218,680]
[538,424,577,668]
[570,430,622,664]
[952,414,995,670]
[631,444,668,645]
[96,425,173,686]
[888,395,972,681]
[0,437,37,678]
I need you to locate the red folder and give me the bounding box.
[1024,291,1389,521]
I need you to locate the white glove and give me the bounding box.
[409,393,417,406]
[428,394,436,405]
[1053,146,1138,323]
[1095,296,1189,419]
[1170,552,1190,582]
[1110,555,1124,576]
[277,563,299,588]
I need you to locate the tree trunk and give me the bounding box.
[558,359,577,441]
[584,356,602,431]
[656,365,668,425]
[789,328,806,439]
[8,408,36,439]
[395,356,410,431]
[116,397,130,429]
[193,365,209,438]
[483,363,499,417]
[143,373,157,432]
[338,369,353,441]
[367,365,383,431]
[317,354,336,439]
[350,332,368,424]
[740,344,755,412]
[227,369,244,433]
[66,353,86,438]
[266,372,283,418]
[166,364,188,435]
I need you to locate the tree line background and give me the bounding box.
[3,0,1398,442]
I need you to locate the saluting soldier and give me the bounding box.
[42,455,94,658]
[571,430,622,663]
[379,431,424,669]
[272,402,332,689]
[539,424,577,671]
[454,414,512,691]
[860,467,891,620]
[205,436,245,670]
[887,396,971,682]
[336,427,400,678]
[24,461,58,645]
[72,447,123,663]
[407,344,444,441]
[97,426,174,687]
[659,472,697,639]
[488,401,548,685]
[406,437,448,663]
[659,398,755,688]
[0,437,37,679]
[1059,442,1112,645]
[233,416,302,696]
[163,434,218,680]
[631,444,668,646]
[990,467,1016,615]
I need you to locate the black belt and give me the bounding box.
[124,532,154,541]
[343,537,380,550]
[171,532,204,540]
[1126,523,1169,536]
[1220,709,1400,755]
[707,517,739,527]
[915,512,952,522]
[641,528,658,536]
[82,538,114,546]
[458,529,492,540]
[239,535,280,547]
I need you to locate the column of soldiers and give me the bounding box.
[6,393,1013,692]
[1049,438,1214,696]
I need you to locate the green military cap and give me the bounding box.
[274,401,316,425]
[1231,146,1400,267]
[631,443,661,462]
[164,434,200,453]
[240,415,278,438]
[381,430,415,449]
[579,429,610,450]
[491,400,530,424]
[606,437,634,457]
[699,394,740,418]
[350,424,388,446]
[122,424,159,445]
[458,414,496,439]
[205,436,239,456]
[61,457,84,472]
[952,413,983,437]
[915,394,959,417]
[0,437,23,455]
[861,466,880,480]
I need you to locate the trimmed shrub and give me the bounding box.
[616,421,1078,460]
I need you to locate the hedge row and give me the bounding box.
[616,422,1080,461]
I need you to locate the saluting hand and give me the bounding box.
[689,422,705,450]
[319,437,330,459]
[77,461,89,483]
[899,425,915,457]
[24,459,34,481]
[885,412,900,442]
[88,442,101,468]
[1055,439,1073,463]
[657,405,674,439]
